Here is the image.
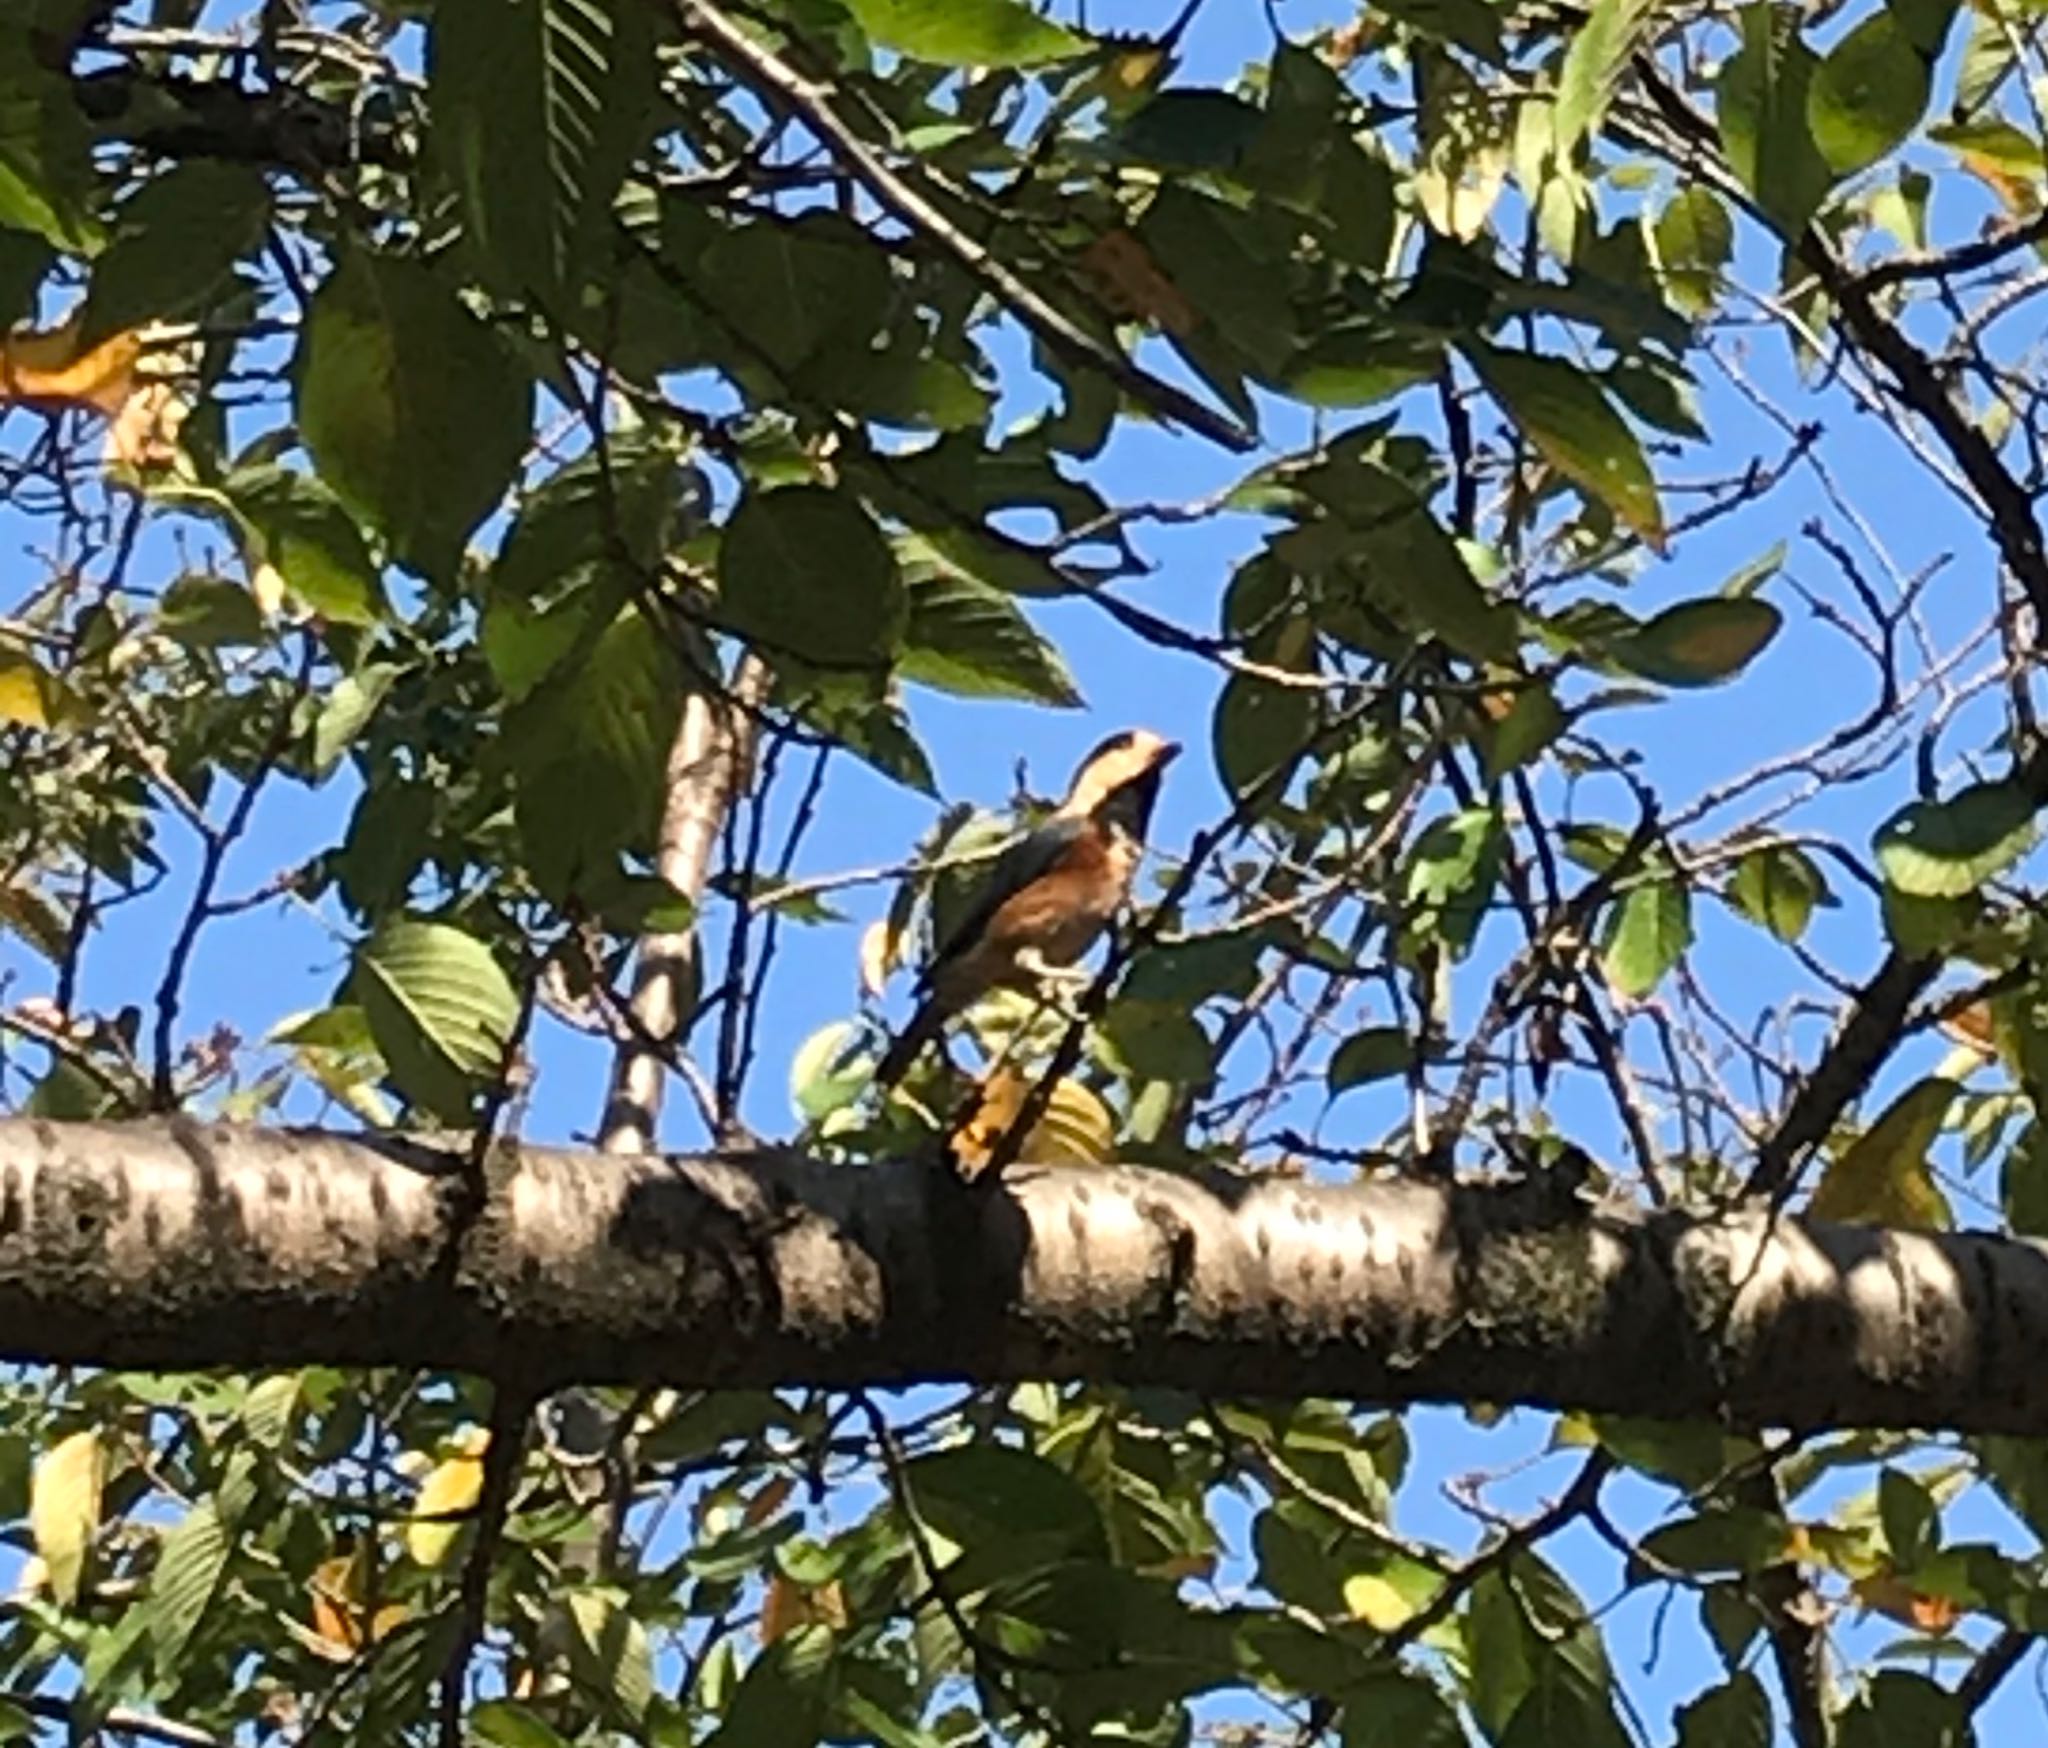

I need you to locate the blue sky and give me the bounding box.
[3,0,2044,1740]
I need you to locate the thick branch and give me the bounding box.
[5,1119,2048,1434]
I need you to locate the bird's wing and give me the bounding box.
[921,815,1088,985]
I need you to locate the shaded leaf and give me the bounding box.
[898,545,1082,706]
[296,249,534,580]
[718,486,906,670]
[430,0,656,301]
[1610,598,1781,687]
[1556,0,1657,154]
[1718,5,1834,237]
[227,465,387,627]
[1808,1075,1956,1227]
[147,1499,231,1675]
[1468,347,1665,547]
[1328,1027,1410,1093]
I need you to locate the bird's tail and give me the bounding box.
[873,994,948,1092]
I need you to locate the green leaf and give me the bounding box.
[1328,1027,1410,1093]
[2002,1124,2048,1238]
[1555,0,1657,155]
[1112,91,1268,171]
[1653,187,1734,316]
[789,1020,870,1123]
[227,464,388,626]
[696,213,894,379]
[347,918,519,1123]
[0,46,101,250]
[1480,683,1567,782]
[80,161,270,344]
[1808,10,1942,177]
[1282,325,1442,408]
[904,1445,1105,1557]
[897,545,1082,706]
[1835,1673,1965,1748]
[1675,1672,1771,1748]
[705,1624,836,1748]
[471,1702,575,1748]
[1875,780,2040,898]
[1404,807,1503,957]
[430,0,657,302]
[1602,878,1692,998]
[0,226,50,327]
[1718,5,1834,238]
[844,0,1087,66]
[1640,1508,1788,1576]
[1727,844,1832,942]
[159,575,264,650]
[564,1588,653,1725]
[1808,1075,1956,1227]
[310,665,400,778]
[146,1499,230,1676]
[1467,347,1665,548]
[717,486,906,670]
[1339,1670,1464,1748]
[1097,1000,1213,1085]
[1213,673,1315,802]
[501,606,688,899]
[1875,781,2039,904]
[296,249,534,580]
[1610,597,1781,686]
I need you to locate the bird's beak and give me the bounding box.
[1155,739,1183,767]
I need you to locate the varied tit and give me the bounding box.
[873,728,1182,1091]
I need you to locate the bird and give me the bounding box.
[873,728,1181,1091]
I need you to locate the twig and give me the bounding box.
[436,1383,538,1748]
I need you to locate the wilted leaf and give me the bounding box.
[1808,1075,1958,1227]
[0,317,141,416]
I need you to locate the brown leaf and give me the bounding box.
[1078,231,1197,335]
[0,319,142,417]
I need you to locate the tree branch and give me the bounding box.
[7,1118,2048,1434]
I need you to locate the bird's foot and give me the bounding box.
[1015,947,1091,994]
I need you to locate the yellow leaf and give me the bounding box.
[405,1427,489,1567]
[249,562,288,618]
[1342,1572,1418,1630]
[1852,1570,1961,1632]
[1808,1075,1957,1228]
[0,319,143,417]
[950,1068,1116,1176]
[0,657,49,729]
[308,1549,408,1657]
[761,1573,850,1644]
[31,1430,105,1606]
[857,919,897,1001]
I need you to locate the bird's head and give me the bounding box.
[1059,728,1182,831]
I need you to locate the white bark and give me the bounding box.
[5,1118,2047,1431]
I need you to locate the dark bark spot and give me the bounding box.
[0,1168,21,1241]
[264,1167,291,1200]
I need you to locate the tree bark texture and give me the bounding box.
[2,1117,2045,1434]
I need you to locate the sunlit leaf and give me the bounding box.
[347,918,519,1123]
[844,0,1087,67]
[1808,10,1944,177]
[1718,5,1834,237]
[1875,781,2040,899]
[1727,844,1833,943]
[407,1427,488,1567]
[1602,878,1692,998]
[30,1430,103,1607]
